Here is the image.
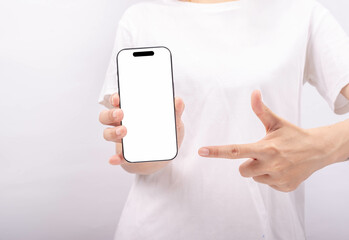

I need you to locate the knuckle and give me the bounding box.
[111,93,119,105]
[276,178,288,187]
[99,110,108,123]
[285,182,298,192]
[264,142,280,156]
[103,129,108,140]
[103,128,114,141]
[118,109,124,121]
[268,160,284,174]
[108,109,115,122]
[228,144,240,158]
[276,178,296,192]
[210,148,219,157]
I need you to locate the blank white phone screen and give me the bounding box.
[117,47,178,163]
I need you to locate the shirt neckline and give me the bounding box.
[162,0,244,11]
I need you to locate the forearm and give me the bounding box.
[324,118,349,164]
[332,83,349,162]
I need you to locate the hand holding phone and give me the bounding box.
[99,93,185,172]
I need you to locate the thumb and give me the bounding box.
[251,90,283,132]
[175,97,185,120]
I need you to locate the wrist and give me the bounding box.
[305,126,340,170]
[314,120,349,165]
[330,119,349,163]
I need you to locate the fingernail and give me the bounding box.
[116,128,122,136]
[199,148,209,156]
[113,109,119,118]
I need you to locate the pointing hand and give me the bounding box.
[198,90,338,192]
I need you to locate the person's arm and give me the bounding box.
[341,83,349,99]
[335,83,349,161]
[197,89,349,192]
[99,93,185,175]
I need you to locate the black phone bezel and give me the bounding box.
[116,46,179,164]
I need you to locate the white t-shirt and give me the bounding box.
[98,0,349,239]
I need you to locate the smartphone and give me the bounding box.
[116,46,178,163]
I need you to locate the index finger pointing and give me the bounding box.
[198,143,262,159]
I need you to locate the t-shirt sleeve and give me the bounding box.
[303,1,349,115]
[98,21,134,109]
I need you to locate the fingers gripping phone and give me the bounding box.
[116,46,178,163]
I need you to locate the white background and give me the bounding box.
[0,0,348,239]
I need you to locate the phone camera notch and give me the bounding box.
[133,51,155,57]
